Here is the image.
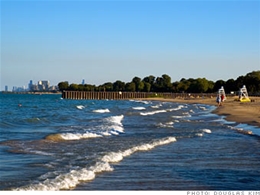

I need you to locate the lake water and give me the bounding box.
[0,93,259,190]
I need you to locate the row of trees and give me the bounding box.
[58,70,260,94]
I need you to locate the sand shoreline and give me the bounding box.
[141,96,260,128]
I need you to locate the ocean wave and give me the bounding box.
[131,100,151,104]
[199,106,208,111]
[196,133,204,137]
[102,136,177,163]
[14,136,177,191]
[45,115,125,141]
[15,162,112,191]
[151,104,162,108]
[105,115,123,126]
[132,107,146,110]
[157,122,174,128]
[45,132,102,141]
[172,111,191,119]
[76,105,85,110]
[93,109,110,113]
[140,110,167,116]
[227,125,254,135]
[195,129,212,137]
[141,105,186,116]
[202,129,212,134]
[167,105,185,111]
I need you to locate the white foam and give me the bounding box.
[102,152,124,163]
[167,105,185,111]
[106,115,124,125]
[133,100,151,104]
[31,150,54,156]
[157,122,174,128]
[202,129,212,134]
[196,133,204,137]
[110,125,124,132]
[100,115,124,134]
[172,115,185,119]
[151,104,162,108]
[76,105,85,110]
[132,107,146,110]
[100,131,111,136]
[227,125,254,135]
[102,136,177,163]
[93,109,110,113]
[15,162,112,191]
[140,110,167,116]
[172,113,191,119]
[110,131,119,135]
[15,136,176,191]
[60,132,102,140]
[199,106,207,111]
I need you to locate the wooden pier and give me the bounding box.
[62,91,217,100]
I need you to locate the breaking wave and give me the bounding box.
[45,115,124,141]
[93,109,110,113]
[15,136,177,191]
[132,107,146,110]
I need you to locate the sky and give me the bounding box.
[1,0,260,90]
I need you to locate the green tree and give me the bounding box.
[143,82,151,92]
[225,79,236,93]
[125,82,136,92]
[177,79,190,92]
[197,78,209,93]
[58,81,69,91]
[162,74,172,91]
[113,80,125,91]
[69,83,79,91]
[132,77,142,91]
[100,82,113,91]
[213,80,226,92]
[207,80,215,93]
[187,78,209,93]
[137,81,145,92]
[143,75,155,91]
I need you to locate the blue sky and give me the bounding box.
[1,0,259,90]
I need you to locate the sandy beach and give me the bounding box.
[143,96,260,128]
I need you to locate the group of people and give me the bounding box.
[216,94,225,106]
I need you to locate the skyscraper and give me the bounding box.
[28,80,33,91]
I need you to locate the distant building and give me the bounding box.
[28,80,33,91]
[5,85,8,92]
[38,80,50,91]
[11,80,58,92]
[12,86,26,92]
[82,79,85,85]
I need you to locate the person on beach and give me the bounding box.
[216,95,221,106]
[221,94,225,104]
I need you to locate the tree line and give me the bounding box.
[58,70,260,95]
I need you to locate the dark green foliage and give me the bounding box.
[125,82,136,92]
[57,70,260,94]
[113,80,125,91]
[58,81,69,91]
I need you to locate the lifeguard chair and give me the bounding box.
[218,86,226,101]
[238,85,251,102]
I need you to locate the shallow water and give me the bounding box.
[0,94,259,190]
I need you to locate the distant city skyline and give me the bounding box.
[1,1,259,91]
[4,79,58,92]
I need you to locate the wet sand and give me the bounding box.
[143,96,260,128]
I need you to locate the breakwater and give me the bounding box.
[62,91,217,100]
